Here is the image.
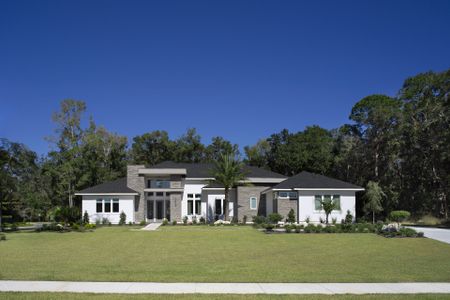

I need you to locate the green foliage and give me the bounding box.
[139,220,146,226]
[320,198,336,224]
[0,233,5,241]
[211,152,245,221]
[287,209,296,223]
[119,211,126,226]
[183,216,188,225]
[242,215,247,224]
[268,213,283,224]
[83,211,89,224]
[172,220,177,225]
[364,181,385,223]
[162,218,169,226]
[390,211,411,223]
[252,215,267,225]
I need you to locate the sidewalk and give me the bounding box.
[1,281,450,294]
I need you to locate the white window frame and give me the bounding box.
[314,194,341,212]
[250,196,257,210]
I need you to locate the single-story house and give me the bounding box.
[75,161,364,224]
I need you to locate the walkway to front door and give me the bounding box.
[141,223,162,231]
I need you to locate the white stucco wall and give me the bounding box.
[82,195,135,224]
[298,190,356,223]
[182,181,207,220]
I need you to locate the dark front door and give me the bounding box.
[147,200,154,219]
[156,200,164,219]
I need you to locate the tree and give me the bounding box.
[320,198,337,225]
[363,181,385,224]
[244,139,270,168]
[173,128,205,163]
[130,130,174,165]
[205,136,239,162]
[211,152,245,221]
[48,99,87,207]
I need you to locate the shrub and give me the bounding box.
[0,233,6,241]
[287,209,296,223]
[139,220,146,226]
[59,206,81,223]
[162,218,169,226]
[268,213,283,224]
[252,215,267,225]
[119,211,126,226]
[304,224,315,233]
[83,211,89,224]
[192,216,198,225]
[72,223,79,230]
[323,226,336,233]
[264,223,275,232]
[295,225,302,233]
[285,225,293,233]
[399,227,417,237]
[172,220,177,225]
[128,221,133,226]
[344,210,353,224]
[332,218,337,225]
[243,215,247,224]
[390,211,411,224]
[84,223,96,230]
[10,223,18,231]
[183,216,188,225]
[417,231,424,237]
[102,217,109,225]
[305,216,310,224]
[199,216,206,224]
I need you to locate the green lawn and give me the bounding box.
[0,226,449,282]
[1,294,450,300]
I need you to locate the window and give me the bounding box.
[187,193,193,198]
[187,200,194,215]
[279,191,298,200]
[195,193,201,198]
[314,195,341,211]
[314,195,322,210]
[104,198,111,213]
[147,192,154,196]
[148,179,170,189]
[195,200,201,215]
[250,197,257,210]
[333,195,341,210]
[156,192,164,197]
[96,199,102,213]
[112,198,119,213]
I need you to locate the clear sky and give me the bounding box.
[1,0,449,155]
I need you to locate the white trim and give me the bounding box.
[203,187,225,190]
[75,193,139,196]
[138,168,187,175]
[185,177,215,180]
[144,188,184,192]
[241,178,286,183]
[249,196,257,210]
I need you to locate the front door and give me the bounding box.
[147,200,154,220]
[156,200,164,220]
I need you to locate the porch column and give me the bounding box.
[153,200,156,223]
[163,198,166,220]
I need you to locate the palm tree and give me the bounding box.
[211,152,245,221]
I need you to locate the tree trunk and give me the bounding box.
[372,211,375,224]
[223,187,229,221]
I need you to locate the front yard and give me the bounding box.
[0,226,449,282]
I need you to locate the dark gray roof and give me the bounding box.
[271,171,363,190]
[77,178,138,194]
[150,161,286,179]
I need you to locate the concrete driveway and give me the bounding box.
[408,226,450,244]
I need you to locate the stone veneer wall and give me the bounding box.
[236,186,270,222]
[170,193,182,222]
[127,165,145,223]
[277,198,298,222]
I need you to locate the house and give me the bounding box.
[75,161,364,224]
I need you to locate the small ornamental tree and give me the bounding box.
[83,211,89,224]
[390,210,410,226]
[119,211,126,225]
[321,198,337,225]
[287,209,296,223]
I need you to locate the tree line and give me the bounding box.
[1,69,448,225]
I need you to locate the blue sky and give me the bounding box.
[1,0,449,155]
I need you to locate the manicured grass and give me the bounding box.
[0,226,449,282]
[1,293,450,300]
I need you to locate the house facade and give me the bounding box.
[75,161,364,224]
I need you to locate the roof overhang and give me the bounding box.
[75,193,139,196]
[293,188,365,191]
[138,168,187,176]
[143,188,184,192]
[241,177,286,183]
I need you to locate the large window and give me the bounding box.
[104,199,111,213]
[187,193,202,215]
[148,179,170,189]
[112,198,119,213]
[278,191,298,200]
[96,199,102,213]
[314,195,341,211]
[250,197,257,210]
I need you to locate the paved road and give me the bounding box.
[409,226,450,244]
[1,281,450,294]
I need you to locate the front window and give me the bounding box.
[250,197,257,210]
[278,191,298,200]
[112,198,119,213]
[104,198,111,213]
[187,200,194,215]
[96,199,102,213]
[314,195,341,211]
[148,179,170,189]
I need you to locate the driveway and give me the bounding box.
[408,226,450,244]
